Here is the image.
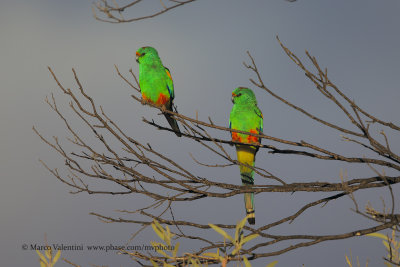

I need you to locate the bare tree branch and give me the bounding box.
[35,39,400,265]
[92,0,198,23]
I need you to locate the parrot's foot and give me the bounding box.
[141,98,148,105]
[253,141,261,147]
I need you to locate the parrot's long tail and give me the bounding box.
[164,113,182,137]
[242,173,255,225]
[236,146,256,225]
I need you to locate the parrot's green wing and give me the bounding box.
[254,105,263,134]
[164,67,174,100]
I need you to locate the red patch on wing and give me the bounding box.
[246,129,259,143]
[232,132,242,142]
[142,93,148,101]
[156,93,169,106]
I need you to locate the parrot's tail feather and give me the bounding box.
[244,191,255,225]
[246,209,255,225]
[237,147,256,225]
[242,175,255,225]
[164,113,182,137]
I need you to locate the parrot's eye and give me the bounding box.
[136,52,146,63]
[236,93,242,97]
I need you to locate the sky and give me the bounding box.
[1,0,400,266]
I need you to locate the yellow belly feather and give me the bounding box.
[236,147,255,174]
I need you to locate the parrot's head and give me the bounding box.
[136,46,159,64]
[231,87,257,105]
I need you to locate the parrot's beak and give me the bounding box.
[231,93,237,103]
[135,51,141,63]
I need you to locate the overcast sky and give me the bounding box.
[1,0,400,266]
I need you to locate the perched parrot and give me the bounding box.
[229,87,263,225]
[135,46,182,137]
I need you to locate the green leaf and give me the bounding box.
[345,255,352,267]
[382,240,390,251]
[154,219,163,231]
[202,252,220,259]
[190,257,201,267]
[52,250,61,265]
[241,234,259,246]
[203,252,225,263]
[150,259,160,267]
[243,256,252,267]
[40,261,46,267]
[235,216,248,242]
[165,225,171,246]
[151,241,169,258]
[366,232,388,241]
[152,221,165,242]
[232,246,240,256]
[45,248,52,260]
[172,242,180,257]
[266,260,278,267]
[163,263,175,267]
[209,224,234,243]
[36,250,48,265]
[156,248,169,258]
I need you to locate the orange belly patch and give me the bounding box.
[156,93,169,106]
[247,129,259,143]
[142,93,169,106]
[232,129,259,143]
[232,132,242,142]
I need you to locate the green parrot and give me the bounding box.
[135,46,182,137]
[229,87,263,225]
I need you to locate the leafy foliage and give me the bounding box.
[36,246,61,267]
[367,229,400,266]
[149,216,269,266]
